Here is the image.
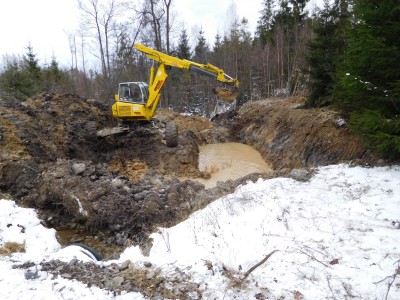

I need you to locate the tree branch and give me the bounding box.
[297,248,331,268]
[242,250,278,280]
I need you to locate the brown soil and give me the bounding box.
[229,97,376,171]
[0,94,378,258]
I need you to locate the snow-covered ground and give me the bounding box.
[1,164,400,299]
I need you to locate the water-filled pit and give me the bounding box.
[196,142,272,188]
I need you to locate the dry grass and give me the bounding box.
[0,242,25,255]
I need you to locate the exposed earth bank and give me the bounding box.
[228,97,376,170]
[0,94,378,248]
[0,93,379,297]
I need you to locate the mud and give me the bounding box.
[0,94,378,249]
[0,94,214,249]
[226,97,377,170]
[196,142,273,188]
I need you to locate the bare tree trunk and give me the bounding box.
[277,35,281,93]
[79,32,90,98]
[163,0,172,53]
[72,36,80,93]
[66,32,78,94]
[148,0,163,50]
[91,0,107,76]
[78,0,120,79]
[104,23,110,77]
[264,45,270,98]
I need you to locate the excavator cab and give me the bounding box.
[112,82,152,121]
[115,82,148,104]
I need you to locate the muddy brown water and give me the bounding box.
[196,142,272,188]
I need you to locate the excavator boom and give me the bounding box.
[135,44,239,100]
[112,44,239,122]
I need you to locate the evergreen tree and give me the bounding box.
[0,45,44,99]
[334,0,400,114]
[213,33,222,53]
[273,0,309,33]
[24,44,41,83]
[305,0,350,107]
[334,0,400,159]
[49,57,62,81]
[176,29,191,59]
[256,0,275,45]
[190,29,211,114]
[210,33,225,77]
[0,56,30,99]
[193,29,209,62]
[43,56,64,93]
[237,18,254,103]
[115,32,138,82]
[23,44,43,96]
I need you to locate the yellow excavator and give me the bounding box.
[109,43,239,146]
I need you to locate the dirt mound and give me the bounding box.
[228,97,377,171]
[0,94,213,249]
[155,108,231,144]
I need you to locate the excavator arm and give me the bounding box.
[112,44,239,122]
[135,44,239,101]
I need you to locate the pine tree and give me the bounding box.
[305,0,349,107]
[23,44,43,96]
[24,44,41,82]
[176,29,191,59]
[273,0,309,33]
[0,56,28,99]
[213,34,222,52]
[0,45,43,99]
[334,0,400,114]
[193,29,209,62]
[43,56,64,93]
[237,18,254,103]
[334,0,400,159]
[256,0,275,45]
[210,33,223,68]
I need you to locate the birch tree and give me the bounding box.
[78,0,122,78]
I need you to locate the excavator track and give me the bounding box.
[96,120,179,148]
[165,123,178,147]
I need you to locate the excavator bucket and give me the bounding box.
[212,87,239,102]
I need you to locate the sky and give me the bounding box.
[1,163,400,299]
[0,0,79,67]
[173,0,263,47]
[0,0,322,68]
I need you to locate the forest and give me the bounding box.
[0,0,399,160]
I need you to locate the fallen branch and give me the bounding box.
[297,248,331,268]
[242,250,278,281]
[373,260,400,300]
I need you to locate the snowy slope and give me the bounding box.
[120,164,400,299]
[1,164,400,299]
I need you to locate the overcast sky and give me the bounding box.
[0,0,321,68]
[0,0,79,66]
